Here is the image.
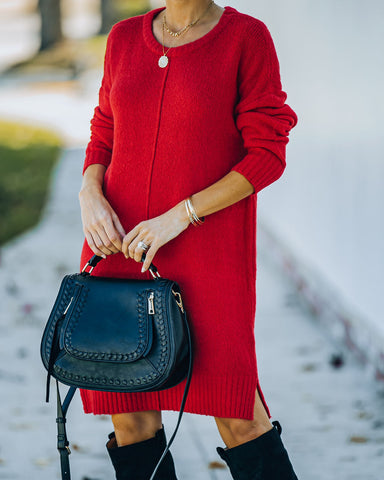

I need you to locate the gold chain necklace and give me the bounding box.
[163,0,214,37]
[158,0,215,69]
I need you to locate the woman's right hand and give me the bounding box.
[79,182,126,258]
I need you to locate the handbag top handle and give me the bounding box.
[82,253,160,279]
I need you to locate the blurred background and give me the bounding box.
[0,1,383,479]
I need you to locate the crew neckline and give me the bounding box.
[143,5,235,57]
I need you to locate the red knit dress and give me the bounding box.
[79,5,298,420]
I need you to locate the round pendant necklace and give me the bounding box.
[158,0,214,69]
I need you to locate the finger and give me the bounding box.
[121,227,138,258]
[141,243,158,272]
[95,226,119,254]
[92,230,115,256]
[134,241,151,263]
[112,212,126,239]
[122,226,141,258]
[130,235,149,262]
[85,231,106,259]
[102,221,123,252]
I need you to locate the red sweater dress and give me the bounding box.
[79,5,298,420]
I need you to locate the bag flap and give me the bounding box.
[62,276,156,363]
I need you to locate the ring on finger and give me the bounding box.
[138,240,150,251]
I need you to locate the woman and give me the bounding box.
[79,0,298,478]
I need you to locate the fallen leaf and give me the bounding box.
[33,457,51,467]
[208,461,227,469]
[302,363,318,372]
[349,436,368,443]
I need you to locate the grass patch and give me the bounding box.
[0,120,62,245]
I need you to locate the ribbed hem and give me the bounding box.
[230,148,285,195]
[82,149,112,175]
[80,374,271,420]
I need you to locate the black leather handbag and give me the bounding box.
[40,254,193,480]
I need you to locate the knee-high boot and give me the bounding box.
[216,420,298,480]
[106,425,178,480]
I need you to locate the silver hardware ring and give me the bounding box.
[81,262,95,274]
[149,268,161,279]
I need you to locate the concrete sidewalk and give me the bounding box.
[0,149,383,480]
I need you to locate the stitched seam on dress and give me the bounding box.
[145,67,170,220]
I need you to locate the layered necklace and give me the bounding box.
[158,0,215,68]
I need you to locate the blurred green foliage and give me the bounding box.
[99,0,151,34]
[0,120,62,245]
[114,0,151,19]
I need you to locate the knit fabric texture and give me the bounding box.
[79,5,298,420]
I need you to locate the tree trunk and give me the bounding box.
[99,0,116,35]
[38,0,62,51]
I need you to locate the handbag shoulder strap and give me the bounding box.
[149,309,194,480]
[55,309,194,480]
[56,383,76,480]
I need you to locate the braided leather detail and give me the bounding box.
[152,288,170,375]
[43,275,76,363]
[54,363,161,389]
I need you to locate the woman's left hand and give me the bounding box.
[122,201,190,272]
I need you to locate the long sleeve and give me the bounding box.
[82,26,116,174]
[231,21,298,194]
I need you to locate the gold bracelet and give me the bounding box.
[184,196,205,227]
[184,198,197,226]
[187,197,204,225]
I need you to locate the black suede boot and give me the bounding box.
[106,425,178,480]
[216,420,298,480]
